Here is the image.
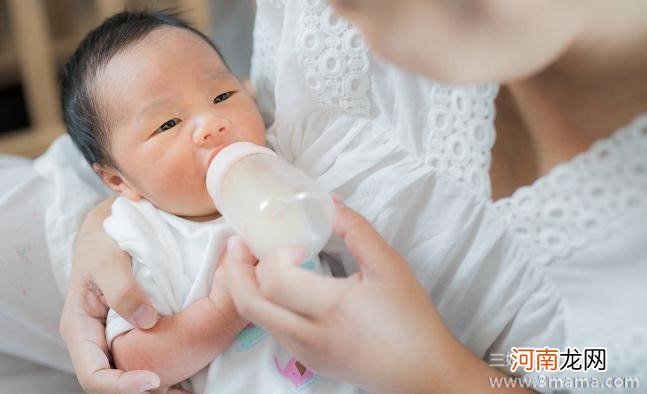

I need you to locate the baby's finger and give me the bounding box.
[216,234,256,269]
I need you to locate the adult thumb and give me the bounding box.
[91,254,159,329]
[332,200,404,280]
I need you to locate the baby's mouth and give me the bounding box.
[207,143,229,168]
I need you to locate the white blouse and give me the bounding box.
[252,0,564,382]
[494,115,647,388]
[251,0,646,388]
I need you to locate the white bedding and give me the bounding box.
[0,154,81,392]
[0,353,82,394]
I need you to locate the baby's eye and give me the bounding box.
[156,118,181,133]
[213,91,233,104]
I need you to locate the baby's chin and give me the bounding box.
[158,197,220,222]
[178,209,221,222]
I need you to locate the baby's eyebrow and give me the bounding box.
[135,95,173,123]
[132,71,232,124]
[207,70,233,84]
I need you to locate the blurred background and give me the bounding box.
[0,0,255,158]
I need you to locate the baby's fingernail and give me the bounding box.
[133,304,157,329]
[227,235,247,254]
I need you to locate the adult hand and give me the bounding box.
[223,200,473,393]
[59,198,161,393]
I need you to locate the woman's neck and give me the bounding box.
[508,58,647,173]
[491,2,647,199]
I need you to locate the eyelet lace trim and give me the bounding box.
[422,83,498,197]
[494,114,647,264]
[297,0,372,117]
[295,0,497,195]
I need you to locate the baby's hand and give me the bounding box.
[209,237,257,320]
[209,262,229,304]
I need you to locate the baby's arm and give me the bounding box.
[112,290,246,389]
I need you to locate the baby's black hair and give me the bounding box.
[61,9,224,168]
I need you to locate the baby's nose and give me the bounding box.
[192,116,230,146]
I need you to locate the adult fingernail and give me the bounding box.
[133,304,157,329]
[139,381,159,393]
[227,235,240,249]
[276,245,306,266]
[331,193,345,205]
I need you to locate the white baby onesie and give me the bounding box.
[104,197,362,394]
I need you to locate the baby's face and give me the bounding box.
[96,27,266,220]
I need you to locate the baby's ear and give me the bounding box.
[92,163,142,201]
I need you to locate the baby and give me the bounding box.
[62,10,357,394]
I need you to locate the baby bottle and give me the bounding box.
[206,142,335,261]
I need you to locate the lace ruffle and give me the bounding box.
[297,0,371,117]
[292,1,498,196]
[494,114,647,264]
[422,83,498,196]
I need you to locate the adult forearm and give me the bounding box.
[364,307,535,394]
[398,332,536,394]
[441,350,536,393]
[112,297,246,387]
